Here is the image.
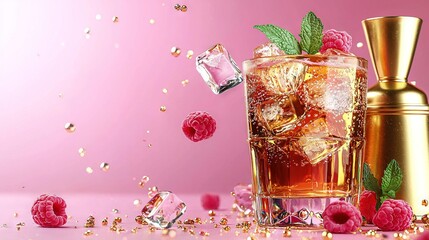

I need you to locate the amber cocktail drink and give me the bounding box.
[244,55,367,227]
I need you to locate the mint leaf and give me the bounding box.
[254,24,301,55]
[381,159,403,196]
[299,11,323,54]
[380,195,389,205]
[363,163,382,196]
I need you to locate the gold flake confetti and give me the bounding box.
[83,230,93,236]
[357,42,363,48]
[133,199,141,206]
[160,106,167,112]
[147,143,152,148]
[13,213,18,217]
[114,217,122,223]
[186,50,193,59]
[208,210,216,216]
[283,229,292,237]
[171,47,181,57]
[162,88,168,94]
[112,208,119,213]
[65,123,76,133]
[84,27,91,34]
[86,167,93,174]
[181,79,189,86]
[96,14,102,20]
[149,19,155,24]
[100,162,110,171]
[219,217,228,225]
[423,199,428,206]
[174,4,181,10]
[78,147,86,157]
[101,218,108,226]
[322,231,333,239]
[180,5,188,12]
[112,16,119,23]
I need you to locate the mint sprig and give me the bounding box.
[299,12,323,54]
[253,11,324,55]
[253,24,301,55]
[363,160,403,209]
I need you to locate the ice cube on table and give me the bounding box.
[253,42,285,58]
[141,191,186,229]
[196,44,243,94]
[295,111,345,165]
[256,95,304,135]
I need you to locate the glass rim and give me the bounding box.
[243,54,368,65]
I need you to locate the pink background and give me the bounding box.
[0,0,427,194]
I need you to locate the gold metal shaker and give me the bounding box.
[362,16,429,216]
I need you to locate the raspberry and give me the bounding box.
[31,194,67,227]
[182,111,216,142]
[322,201,362,233]
[359,190,377,223]
[372,199,413,231]
[320,29,352,53]
[201,193,220,210]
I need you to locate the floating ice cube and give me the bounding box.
[196,44,243,94]
[298,65,353,114]
[141,191,186,229]
[233,184,253,212]
[295,111,345,165]
[253,42,285,58]
[256,95,304,135]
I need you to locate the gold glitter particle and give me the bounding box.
[13,213,18,217]
[148,143,152,148]
[96,14,102,20]
[114,217,122,224]
[219,218,228,225]
[180,5,188,12]
[86,167,93,174]
[181,79,189,86]
[162,88,168,94]
[112,16,119,23]
[135,215,143,224]
[184,219,195,225]
[171,47,181,57]
[160,106,167,112]
[133,199,142,206]
[322,231,333,239]
[208,210,216,216]
[112,209,119,213]
[65,123,76,133]
[357,42,364,48]
[84,27,90,34]
[83,230,93,236]
[174,4,181,10]
[423,199,428,206]
[100,162,110,172]
[149,19,155,24]
[78,147,86,157]
[283,229,292,237]
[101,218,108,226]
[186,50,193,59]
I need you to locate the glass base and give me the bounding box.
[254,195,352,228]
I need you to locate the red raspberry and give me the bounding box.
[322,201,362,233]
[182,111,216,142]
[372,199,413,231]
[359,190,377,223]
[31,194,67,227]
[201,193,220,210]
[320,29,352,53]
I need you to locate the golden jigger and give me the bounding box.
[362,16,429,217]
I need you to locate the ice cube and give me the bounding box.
[298,65,353,114]
[253,42,285,58]
[141,191,186,229]
[295,111,345,164]
[256,95,304,135]
[196,44,243,94]
[233,184,253,212]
